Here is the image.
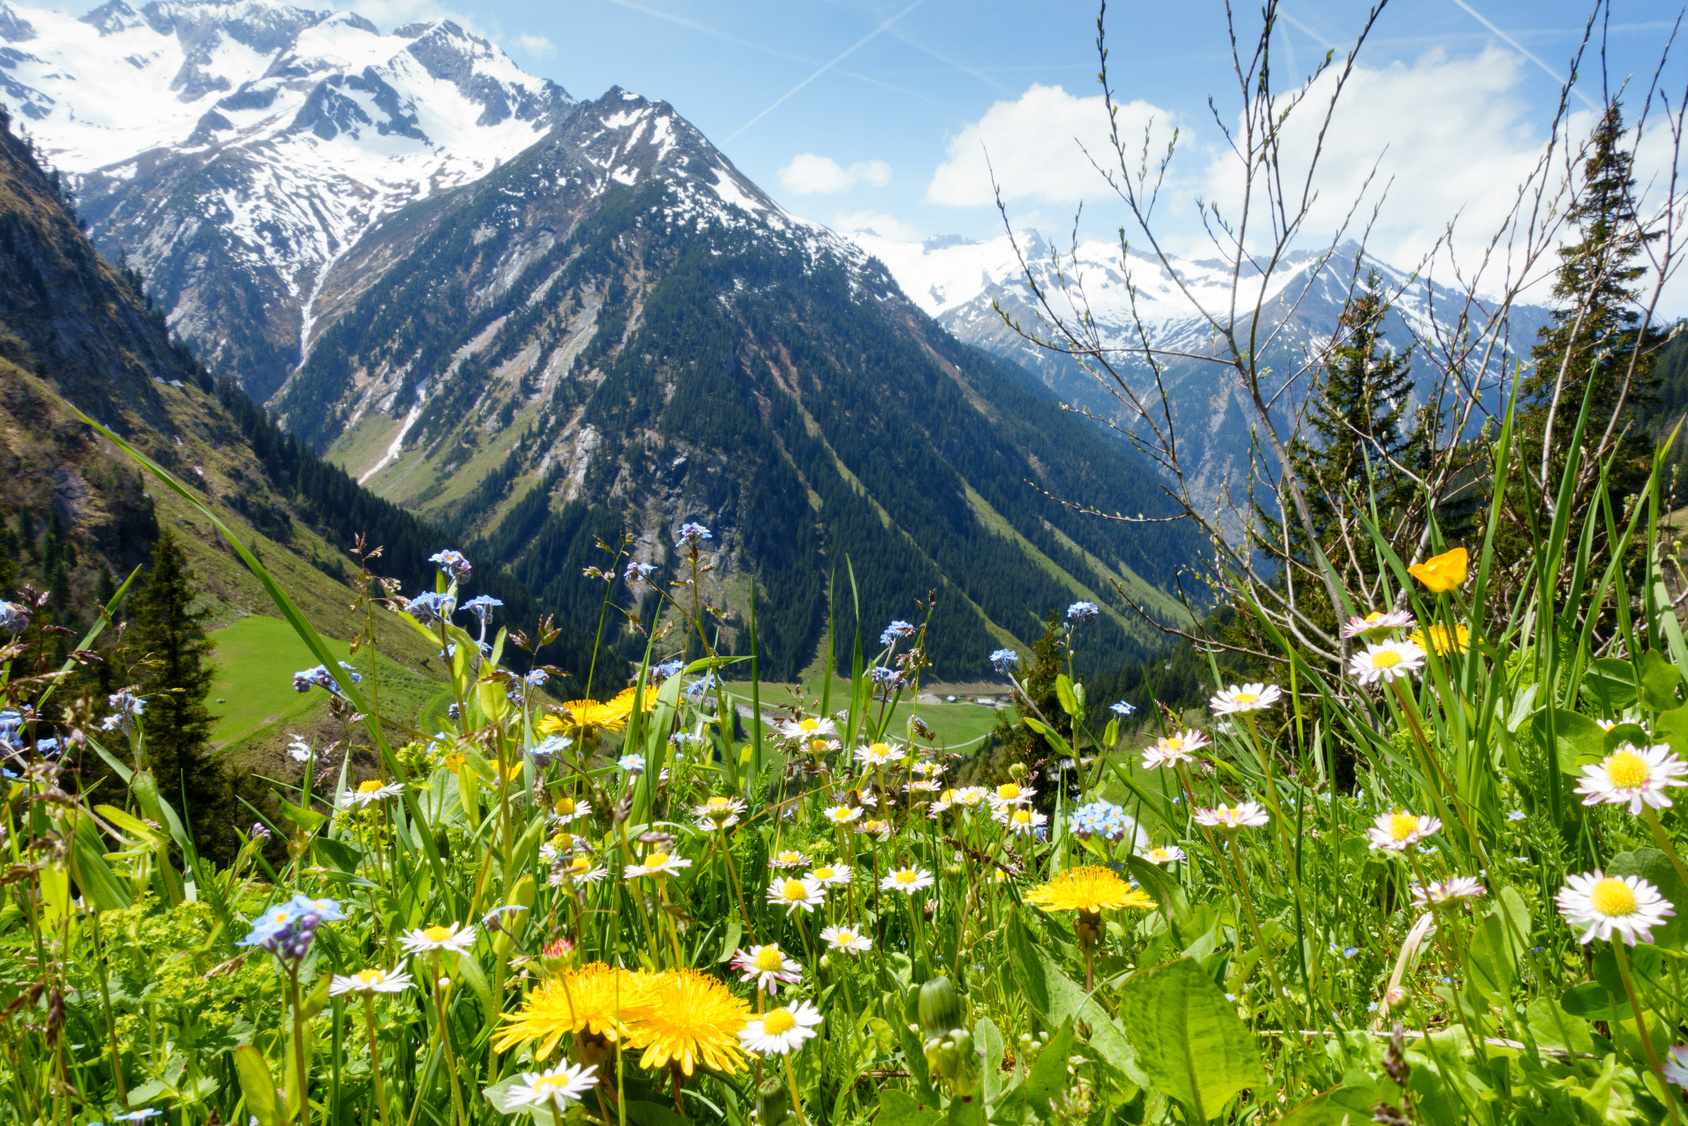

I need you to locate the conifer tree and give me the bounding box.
[1521,101,1664,519]
[119,529,234,861]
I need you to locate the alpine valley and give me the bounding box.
[1,0,1536,685]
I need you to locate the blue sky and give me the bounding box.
[329,0,1684,268]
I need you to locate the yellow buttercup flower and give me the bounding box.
[1410,623,1471,656]
[1408,548,1468,593]
[624,969,751,1076]
[1024,866,1156,915]
[493,963,653,1057]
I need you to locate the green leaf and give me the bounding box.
[1056,675,1078,717]
[70,823,132,912]
[875,1090,942,1126]
[1656,707,1688,764]
[1583,657,1640,713]
[234,1045,283,1126]
[1116,958,1263,1121]
[1103,718,1119,747]
[280,801,328,833]
[310,837,362,874]
[1010,1016,1075,1120]
[1641,649,1686,712]
[974,1016,1005,1107]
[1005,910,1049,1015]
[1532,709,1608,775]
[1031,947,1146,1085]
[945,1093,985,1126]
[1607,849,1688,951]
[1273,1083,1382,1126]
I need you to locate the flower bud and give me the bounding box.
[755,1077,796,1126]
[917,975,963,1038]
[1008,763,1027,780]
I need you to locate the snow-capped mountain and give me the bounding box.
[0,0,571,397]
[850,227,1551,505]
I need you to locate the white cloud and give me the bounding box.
[514,32,555,57]
[778,153,892,195]
[925,83,1175,208]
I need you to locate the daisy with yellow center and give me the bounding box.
[552,854,607,887]
[730,944,803,992]
[1365,810,1442,852]
[777,715,838,741]
[1209,683,1283,715]
[989,781,1034,808]
[550,797,584,826]
[1410,623,1471,656]
[1555,870,1677,945]
[819,925,873,953]
[879,866,935,894]
[807,862,852,886]
[494,964,654,1056]
[1407,547,1468,593]
[694,794,748,829]
[822,805,863,825]
[770,849,810,869]
[804,737,839,757]
[345,778,404,807]
[767,876,826,914]
[1142,729,1210,769]
[625,969,751,1076]
[1139,845,1186,865]
[856,820,892,839]
[1025,866,1157,915]
[954,786,991,808]
[328,967,414,995]
[738,1001,822,1056]
[1575,743,1688,815]
[398,922,477,955]
[995,807,1047,836]
[625,850,691,880]
[1341,609,1416,639]
[1349,640,1427,685]
[504,1063,598,1112]
[856,741,899,768]
[1193,802,1270,830]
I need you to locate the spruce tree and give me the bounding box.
[1521,101,1664,517]
[119,529,234,861]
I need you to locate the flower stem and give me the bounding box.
[1643,807,1688,893]
[784,1054,809,1126]
[288,966,310,1126]
[1612,938,1683,1125]
[363,997,391,1126]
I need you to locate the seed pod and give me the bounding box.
[917,975,963,1037]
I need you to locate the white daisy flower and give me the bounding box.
[1209,683,1284,715]
[549,799,586,827]
[1556,869,1677,945]
[624,850,692,879]
[806,862,853,887]
[953,786,991,809]
[994,806,1047,836]
[1349,640,1427,685]
[1366,810,1443,852]
[1411,877,1486,908]
[988,781,1035,809]
[694,794,748,829]
[769,849,810,869]
[766,876,826,914]
[777,716,838,741]
[800,736,840,758]
[1141,729,1210,769]
[1194,802,1270,830]
[505,1062,598,1111]
[555,855,607,885]
[906,778,942,793]
[399,922,477,955]
[820,924,873,953]
[1139,845,1186,865]
[912,760,946,777]
[856,741,901,768]
[1575,743,1688,815]
[822,804,863,825]
[880,866,936,894]
[730,944,803,993]
[329,968,414,995]
[855,818,893,840]
[1341,610,1416,639]
[345,779,404,807]
[738,1001,823,1056]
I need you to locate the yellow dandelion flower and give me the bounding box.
[1024,866,1156,915]
[493,964,653,1058]
[625,969,751,1076]
[538,688,652,737]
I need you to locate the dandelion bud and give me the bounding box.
[1008,763,1027,780]
[755,1077,795,1126]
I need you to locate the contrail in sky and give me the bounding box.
[1448,0,1599,109]
[726,0,926,143]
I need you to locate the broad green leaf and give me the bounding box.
[1656,707,1688,764]
[1532,709,1607,775]
[875,1090,942,1126]
[974,1016,1005,1107]
[279,801,328,833]
[1005,1016,1075,1121]
[234,1045,283,1126]
[1641,649,1686,712]
[1116,958,1263,1121]
[1274,1084,1382,1126]
[310,837,362,874]
[70,825,132,912]
[1056,674,1078,717]
[1582,657,1639,713]
[1005,910,1049,1015]
[1034,948,1146,1085]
